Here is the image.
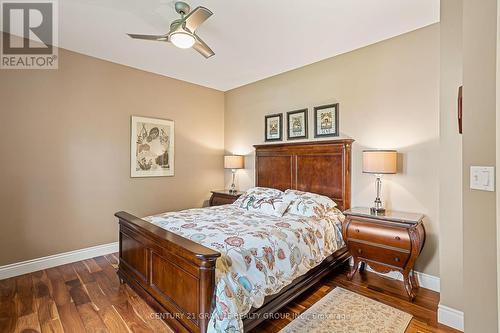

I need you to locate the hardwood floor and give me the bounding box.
[0,254,459,333]
[0,254,174,333]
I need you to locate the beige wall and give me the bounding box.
[225,25,440,276]
[439,0,463,311]
[0,43,225,265]
[462,0,498,331]
[497,0,500,326]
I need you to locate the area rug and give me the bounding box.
[279,287,412,333]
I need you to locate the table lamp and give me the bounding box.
[224,155,244,194]
[362,150,397,214]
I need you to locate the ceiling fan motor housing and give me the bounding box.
[175,1,191,16]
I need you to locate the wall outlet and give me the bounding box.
[470,166,495,191]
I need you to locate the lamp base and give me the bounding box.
[229,170,237,194]
[370,207,386,215]
[371,177,385,215]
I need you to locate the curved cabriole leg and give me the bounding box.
[403,226,423,301]
[403,270,416,301]
[347,258,360,280]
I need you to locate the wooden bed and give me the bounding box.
[115,139,353,333]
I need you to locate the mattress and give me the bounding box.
[144,204,345,333]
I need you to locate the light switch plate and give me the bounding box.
[470,166,495,191]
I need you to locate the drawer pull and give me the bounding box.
[395,236,401,240]
[357,249,362,254]
[394,257,400,262]
[355,228,360,233]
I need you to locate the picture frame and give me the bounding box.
[131,116,175,177]
[286,108,308,140]
[314,103,339,137]
[265,113,283,141]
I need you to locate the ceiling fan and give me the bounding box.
[128,1,214,58]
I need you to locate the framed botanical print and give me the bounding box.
[287,109,308,140]
[314,103,339,137]
[265,113,283,141]
[131,116,175,177]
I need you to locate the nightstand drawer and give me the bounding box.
[347,219,411,250]
[210,196,236,206]
[348,241,410,268]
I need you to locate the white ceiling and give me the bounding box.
[58,0,439,91]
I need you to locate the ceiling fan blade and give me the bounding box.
[183,6,212,32]
[192,35,214,58]
[127,33,168,41]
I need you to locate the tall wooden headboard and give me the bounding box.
[254,139,354,211]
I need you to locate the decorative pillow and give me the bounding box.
[283,189,338,218]
[233,187,292,217]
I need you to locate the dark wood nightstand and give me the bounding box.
[342,207,426,301]
[209,190,244,206]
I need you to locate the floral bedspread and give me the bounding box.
[144,205,345,333]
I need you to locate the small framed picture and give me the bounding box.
[131,116,175,177]
[265,113,283,141]
[287,109,308,140]
[314,103,339,137]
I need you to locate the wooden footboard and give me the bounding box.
[115,211,221,333]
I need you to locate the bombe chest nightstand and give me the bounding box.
[342,207,425,301]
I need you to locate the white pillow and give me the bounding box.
[233,187,291,217]
[284,189,337,218]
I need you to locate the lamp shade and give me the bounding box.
[224,155,244,169]
[362,150,397,174]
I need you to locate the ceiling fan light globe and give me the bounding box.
[170,32,195,49]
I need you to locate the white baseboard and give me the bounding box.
[438,304,464,331]
[349,258,440,292]
[0,242,119,280]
